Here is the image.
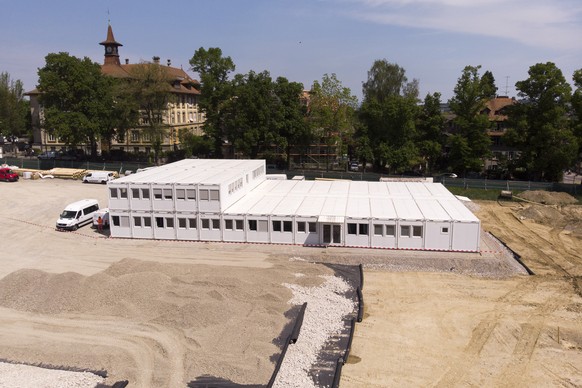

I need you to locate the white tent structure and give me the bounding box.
[108,159,480,252]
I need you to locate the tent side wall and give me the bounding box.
[369,220,398,248]
[451,221,480,251]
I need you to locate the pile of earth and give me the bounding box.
[515,193,582,236]
[516,190,578,205]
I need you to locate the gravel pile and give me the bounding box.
[273,275,355,387]
[0,362,104,388]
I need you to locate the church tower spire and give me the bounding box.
[99,23,123,66]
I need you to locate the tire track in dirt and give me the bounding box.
[494,295,562,387]
[0,309,186,386]
[434,313,500,388]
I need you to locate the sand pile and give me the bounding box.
[0,258,334,386]
[517,190,578,205]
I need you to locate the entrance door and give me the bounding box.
[322,224,342,245]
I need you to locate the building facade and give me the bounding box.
[27,24,205,156]
[108,159,481,252]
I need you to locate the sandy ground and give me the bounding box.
[341,200,582,387]
[1,178,581,387]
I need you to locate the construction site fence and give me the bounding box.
[0,157,152,177]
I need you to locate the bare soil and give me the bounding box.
[1,181,581,387]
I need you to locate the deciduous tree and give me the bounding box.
[0,72,30,150]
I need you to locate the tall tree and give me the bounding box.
[0,72,30,150]
[307,73,358,170]
[124,62,174,163]
[447,65,492,173]
[362,59,418,103]
[572,69,582,174]
[37,52,114,158]
[505,62,576,181]
[189,47,235,157]
[480,70,498,99]
[417,92,446,174]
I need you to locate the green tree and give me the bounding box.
[448,65,493,173]
[307,73,358,170]
[124,62,175,164]
[273,76,310,169]
[572,69,582,174]
[179,132,214,158]
[189,47,235,157]
[480,70,498,99]
[505,62,577,181]
[37,52,115,158]
[417,92,446,174]
[362,59,419,103]
[0,72,30,152]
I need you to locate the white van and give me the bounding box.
[56,199,100,231]
[83,171,115,184]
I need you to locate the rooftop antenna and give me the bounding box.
[504,76,510,96]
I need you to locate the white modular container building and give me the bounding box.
[108,159,481,252]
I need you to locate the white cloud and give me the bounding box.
[347,0,582,50]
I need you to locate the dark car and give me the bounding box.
[37,151,57,160]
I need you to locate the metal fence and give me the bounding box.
[0,157,152,175]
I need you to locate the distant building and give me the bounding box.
[27,24,204,156]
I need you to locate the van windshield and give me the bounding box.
[60,210,77,219]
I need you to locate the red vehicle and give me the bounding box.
[0,167,19,182]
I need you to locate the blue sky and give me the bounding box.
[1,0,581,103]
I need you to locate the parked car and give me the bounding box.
[83,171,115,184]
[37,151,57,160]
[56,199,100,231]
[441,173,458,178]
[349,161,359,172]
[0,167,19,182]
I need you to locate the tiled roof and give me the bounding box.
[484,96,516,120]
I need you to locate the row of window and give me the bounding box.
[111,216,442,239]
[110,187,219,202]
[348,223,425,238]
[228,178,243,195]
[112,216,316,233]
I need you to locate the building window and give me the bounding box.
[131,130,139,142]
[308,222,316,233]
[166,217,174,228]
[131,188,140,199]
[235,220,243,230]
[142,188,150,199]
[347,223,357,235]
[117,132,125,143]
[188,218,197,229]
[110,188,118,198]
[212,219,219,229]
[386,225,395,236]
[225,219,233,230]
[134,217,142,227]
[176,189,185,200]
[283,221,292,232]
[178,218,187,228]
[163,189,173,200]
[200,190,209,200]
[272,220,281,232]
[153,188,162,200]
[201,219,210,229]
[209,190,219,201]
[119,188,127,199]
[359,224,368,235]
[401,225,411,237]
[143,217,152,227]
[249,220,257,231]
[156,217,164,228]
[297,222,306,232]
[413,226,423,237]
[441,227,449,234]
[374,224,383,236]
[186,189,196,200]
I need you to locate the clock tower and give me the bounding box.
[99,23,123,66]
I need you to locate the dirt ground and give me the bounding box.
[0,178,581,387]
[341,198,582,387]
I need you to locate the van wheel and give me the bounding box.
[72,225,78,231]
[101,180,106,184]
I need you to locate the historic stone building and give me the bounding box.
[27,24,204,157]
